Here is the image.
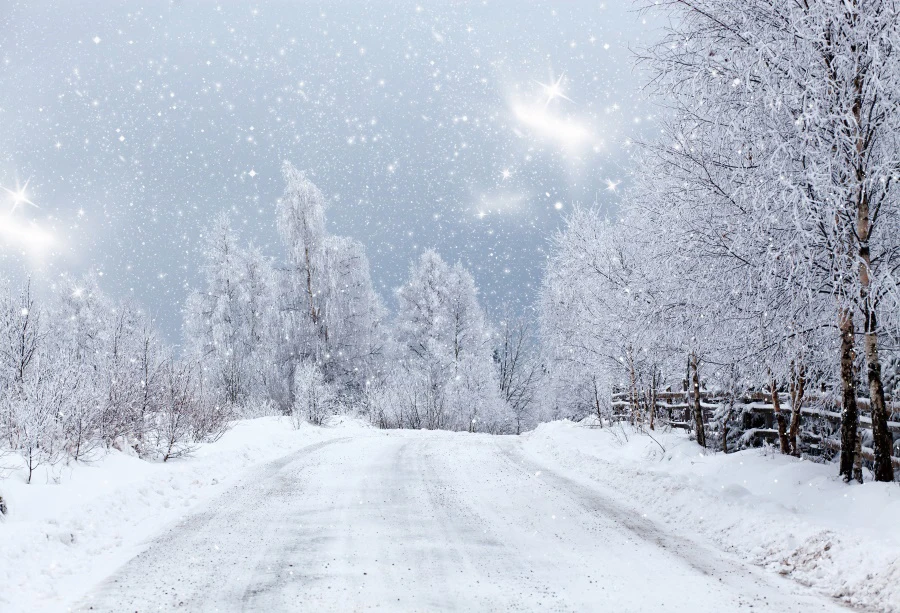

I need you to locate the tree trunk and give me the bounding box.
[628,347,639,427]
[788,361,806,457]
[304,245,318,325]
[690,352,706,448]
[838,309,860,482]
[862,311,894,482]
[850,52,893,483]
[592,377,603,427]
[770,377,790,454]
[853,423,864,484]
[721,416,729,453]
[722,394,735,454]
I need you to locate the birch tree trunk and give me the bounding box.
[857,204,894,480]
[850,25,894,483]
[853,424,864,484]
[788,362,806,457]
[770,378,790,455]
[862,311,894,482]
[628,346,639,427]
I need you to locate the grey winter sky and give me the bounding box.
[0,0,660,342]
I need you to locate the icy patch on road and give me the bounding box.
[521,420,900,612]
[0,417,344,613]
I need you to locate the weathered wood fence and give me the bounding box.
[611,389,900,468]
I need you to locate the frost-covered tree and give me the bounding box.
[391,250,509,432]
[277,162,328,365]
[494,311,540,434]
[290,360,336,427]
[641,0,900,480]
[184,212,252,406]
[541,207,675,430]
[185,213,278,410]
[1,276,229,482]
[274,162,386,410]
[320,235,387,391]
[52,274,111,460]
[240,245,280,407]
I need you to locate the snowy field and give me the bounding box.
[0,418,353,611]
[2,418,897,612]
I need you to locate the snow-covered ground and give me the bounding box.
[0,417,365,612]
[521,420,900,612]
[1,417,896,612]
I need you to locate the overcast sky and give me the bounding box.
[0,0,661,342]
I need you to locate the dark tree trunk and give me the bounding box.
[691,352,706,448]
[628,347,639,427]
[838,309,860,482]
[592,377,603,427]
[862,309,894,482]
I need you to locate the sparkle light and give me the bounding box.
[0,178,55,257]
[1,179,37,213]
[534,72,573,107]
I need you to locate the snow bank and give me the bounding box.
[323,413,374,429]
[522,420,900,612]
[0,417,344,613]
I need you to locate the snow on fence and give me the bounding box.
[611,389,900,468]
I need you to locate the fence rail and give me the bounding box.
[610,388,900,468]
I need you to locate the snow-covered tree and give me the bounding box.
[391,250,509,432]
[274,162,385,412]
[641,0,900,480]
[290,360,336,427]
[320,235,387,392]
[185,213,279,410]
[184,212,252,406]
[0,275,229,481]
[495,311,540,434]
[276,162,328,365]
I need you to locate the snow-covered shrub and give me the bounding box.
[367,369,440,430]
[291,361,336,427]
[189,398,232,445]
[233,398,281,420]
[147,359,203,462]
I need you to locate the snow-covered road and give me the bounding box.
[78,430,847,612]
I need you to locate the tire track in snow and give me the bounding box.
[77,437,351,612]
[496,439,851,612]
[76,432,850,612]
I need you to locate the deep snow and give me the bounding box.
[521,420,900,611]
[0,417,896,612]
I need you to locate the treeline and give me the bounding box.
[0,277,229,483]
[540,0,900,482]
[1,162,546,484]
[182,162,541,434]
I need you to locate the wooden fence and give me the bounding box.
[611,389,900,468]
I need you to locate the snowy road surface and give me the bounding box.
[79,431,847,612]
